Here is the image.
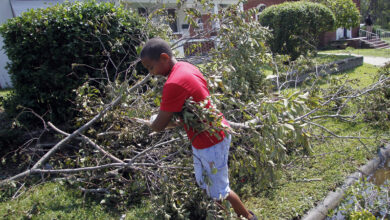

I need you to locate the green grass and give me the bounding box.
[311,63,379,89]
[0,182,153,219]
[320,48,390,58]
[0,182,115,219]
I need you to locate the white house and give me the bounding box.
[122,0,239,56]
[0,0,14,88]
[0,0,238,87]
[0,0,67,88]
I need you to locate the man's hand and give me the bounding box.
[132,117,152,127]
[132,110,180,132]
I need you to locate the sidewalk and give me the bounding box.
[320,52,390,66]
[362,56,390,66]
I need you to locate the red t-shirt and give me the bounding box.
[160,62,228,149]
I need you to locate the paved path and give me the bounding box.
[320,52,390,66]
[361,56,390,66]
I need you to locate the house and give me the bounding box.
[131,0,362,55]
[122,0,240,56]
[0,0,239,85]
[0,0,14,88]
[0,0,68,88]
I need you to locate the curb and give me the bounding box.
[302,143,390,220]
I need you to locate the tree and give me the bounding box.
[310,0,360,29]
[361,0,390,29]
[259,2,335,59]
[1,1,389,219]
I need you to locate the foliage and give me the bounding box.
[310,0,360,29]
[359,63,390,128]
[0,0,156,126]
[206,5,273,100]
[328,179,390,219]
[43,5,316,218]
[360,0,390,29]
[259,2,335,60]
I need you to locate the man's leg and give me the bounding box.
[193,136,256,219]
[225,190,253,219]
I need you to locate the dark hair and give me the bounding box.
[140,38,173,60]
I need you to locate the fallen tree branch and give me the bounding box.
[48,122,124,163]
[0,74,150,186]
[304,120,373,139]
[31,73,149,170]
[79,187,110,194]
[227,118,262,129]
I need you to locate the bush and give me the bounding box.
[259,2,335,60]
[0,1,152,126]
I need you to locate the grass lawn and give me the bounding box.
[319,48,390,58]
[0,64,386,219]
[0,182,153,219]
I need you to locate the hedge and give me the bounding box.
[259,2,335,59]
[0,1,152,126]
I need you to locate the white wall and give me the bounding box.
[336,27,352,40]
[0,0,14,88]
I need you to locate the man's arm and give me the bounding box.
[150,110,176,132]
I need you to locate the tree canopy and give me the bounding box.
[259,1,335,59]
[310,0,360,28]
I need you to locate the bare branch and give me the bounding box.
[304,120,373,139]
[48,122,124,163]
[31,74,150,170]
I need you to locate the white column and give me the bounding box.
[213,3,220,30]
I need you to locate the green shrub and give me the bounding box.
[0,1,151,126]
[259,2,335,60]
[311,0,360,29]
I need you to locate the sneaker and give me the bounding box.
[248,210,258,220]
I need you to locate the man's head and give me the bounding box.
[140,38,174,76]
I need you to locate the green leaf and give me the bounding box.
[283,123,295,131]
